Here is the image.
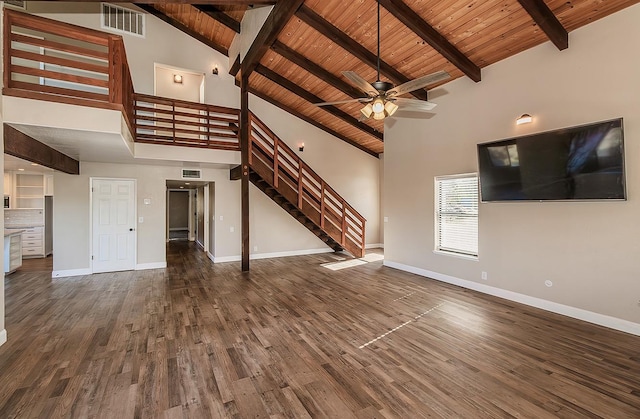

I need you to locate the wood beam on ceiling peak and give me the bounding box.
[193,5,241,33]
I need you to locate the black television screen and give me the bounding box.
[477,118,626,201]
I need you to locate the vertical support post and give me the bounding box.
[240,74,250,272]
[3,12,12,91]
[108,37,122,106]
[172,102,176,145]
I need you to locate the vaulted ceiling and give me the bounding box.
[135,0,639,157]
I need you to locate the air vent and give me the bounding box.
[182,169,201,179]
[5,1,26,10]
[101,3,145,37]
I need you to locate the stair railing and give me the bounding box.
[248,112,366,257]
[3,9,135,133]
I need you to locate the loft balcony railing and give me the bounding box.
[3,9,135,133]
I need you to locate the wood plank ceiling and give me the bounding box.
[139,0,640,157]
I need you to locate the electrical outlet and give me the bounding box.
[253,246,258,252]
[481,271,487,280]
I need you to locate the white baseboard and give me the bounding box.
[213,247,334,263]
[384,260,640,337]
[0,329,6,347]
[365,243,384,249]
[206,251,215,263]
[135,262,167,270]
[52,268,92,278]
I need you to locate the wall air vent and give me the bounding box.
[182,169,202,179]
[5,1,26,10]
[101,3,145,37]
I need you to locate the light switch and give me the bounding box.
[138,217,144,223]
[219,215,224,221]
[230,226,234,232]
[384,217,389,223]
[143,198,151,205]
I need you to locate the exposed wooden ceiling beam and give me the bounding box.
[255,64,383,142]
[193,5,241,33]
[378,0,481,82]
[244,83,379,158]
[271,41,364,100]
[517,0,568,50]
[230,54,241,76]
[135,4,229,55]
[4,124,79,175]
[296,5,427,101]
[241,0,306,77]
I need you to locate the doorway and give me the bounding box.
[168,190,190,240]
[91,178,136,273]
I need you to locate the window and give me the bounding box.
[101,3,145,37]
[435,173,478,258]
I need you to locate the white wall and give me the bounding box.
[52,161,242,273]
[384,5,640,329]
[0,4,5,346]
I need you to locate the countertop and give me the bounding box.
[4,229,24,237]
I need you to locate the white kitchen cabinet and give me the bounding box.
[4,231,23,273]
[21,226,44,258]
[14,173,45,209]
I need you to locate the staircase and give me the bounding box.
[240,113,366,258]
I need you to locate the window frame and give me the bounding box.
[434,173,479,260]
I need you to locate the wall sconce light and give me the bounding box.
[516,113,532,125]
[173,74,183,84]
[212,67,219,75]
[298,143,304,152]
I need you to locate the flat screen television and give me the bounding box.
[477,118,625,201]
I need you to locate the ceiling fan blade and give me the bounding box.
[391,97,438,111]
[386,70,450,97]
[342,71,379,96]
[314,98,372,107]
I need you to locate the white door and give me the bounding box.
[92,179,136,273]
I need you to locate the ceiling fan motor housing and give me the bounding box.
[372,80,394,93]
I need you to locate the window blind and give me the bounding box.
[435,174,478,257]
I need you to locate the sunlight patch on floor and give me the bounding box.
[321,252,384,271]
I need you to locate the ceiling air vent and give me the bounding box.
[5,1,26,10]
[182,169,201,179]
[101,3,145,37]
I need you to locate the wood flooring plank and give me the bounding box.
[0,243,638,417]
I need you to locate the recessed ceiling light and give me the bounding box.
[18,168,25,171]
[185,182,190,185]
[179,186,184,189]
[31,163,39,166]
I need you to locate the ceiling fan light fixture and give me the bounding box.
[360,103,374,119]
[372,111,386,120]
[384,101,398,116]
[372,98,385,114]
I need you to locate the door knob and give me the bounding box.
[129,228,135,231]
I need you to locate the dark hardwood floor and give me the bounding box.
[1,242,639,418]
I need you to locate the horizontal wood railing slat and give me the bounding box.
[10,48,109,74]
[11,33,109,60]
[10,64,109,88]
[9,10,110,46]
[9,80,109,102]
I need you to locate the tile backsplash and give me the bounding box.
[5,209,44,227]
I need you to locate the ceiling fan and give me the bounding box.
[314,0,450,120]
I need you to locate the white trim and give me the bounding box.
[365,243,384,249]
[206,251,215,263]
[0,329,7,347]
[135,262,166,270]
[432,249,478,261]
[213,247,335,263]
[383,260,640,337]
[52,268,92,278]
